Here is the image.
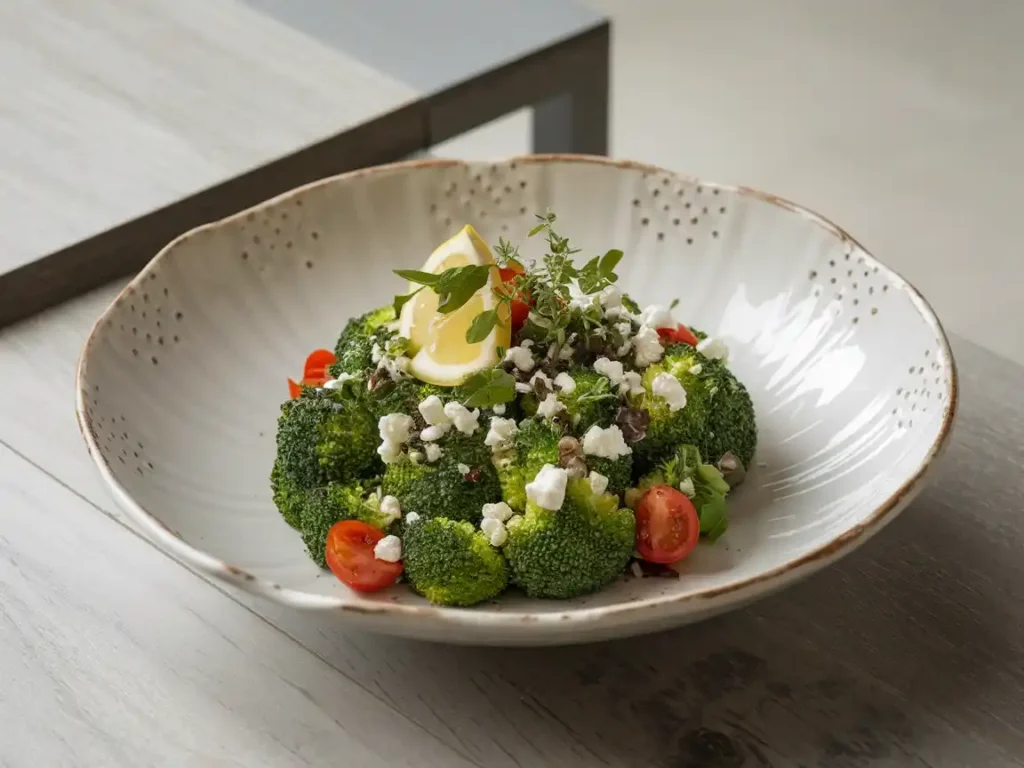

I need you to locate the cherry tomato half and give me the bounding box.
[656,324,700,348]
[498,263,531,332]
[325,520,403,592]
[635,485,700,564]
[303,348,337,380]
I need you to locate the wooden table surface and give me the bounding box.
[2,281,1022,767]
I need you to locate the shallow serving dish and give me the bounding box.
[76,155,957,645]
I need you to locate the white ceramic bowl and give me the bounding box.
[76,155,957,645]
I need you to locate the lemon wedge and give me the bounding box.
[399,225,510,386]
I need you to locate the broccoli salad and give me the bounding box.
[271,212,756,606]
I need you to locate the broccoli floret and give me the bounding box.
[270,457,305,529]
[630,444,730,540]
[272,389,379,516]
[299,480,394,567]
[402,517,509,606]
[632,347,713,472]
[698,361,757,469]
[330,305,396,376]
[366,378,466,422]
[520,367,619,433]
[504,477,635,599]
[382,434,500,523]
[495,420,633,510]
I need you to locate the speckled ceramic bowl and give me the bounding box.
[76,155,957,645]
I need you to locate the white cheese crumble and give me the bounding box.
[380,495,402,524]
[589,471,609,496]
[371,342,384,364]
[419,424,451,442]
[688,363,704,376]
[594,357,626,388]
[633,325,665,367]
[697,336,730,361]
[443,402,480,435]
[604,306,635,321]
[322,373,354,390]
[569,294,597,312]
[599,284,622,309]
[408,450,425,464]
[678,477,696,498]
[525,464,568,511]
[515,382,533,394]
[482,501,514,522]
[559,344,576,361]
[424,443,444,463]
[553,372,577,393]
[582,424,632,459]
[377,413,416,464]
[378,442,404,464]
[484,417,519,452]
[457,463,471,476]
[520,339,535,349]
[630,561,644,579]
[480,517,508,547]
[537,393,566,420]
[504,345,536,372]
[373,535,402,563]
[652,372,688,412]
[620,371,645,396]
[418,395,450,426]
[640,304,675,329]
[405,511,421,524]
[530,370,553,389]
[493,403,507,415]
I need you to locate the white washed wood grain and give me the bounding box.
[0,0,418,272]
[3,285,1024,765]
[0,444,477,768]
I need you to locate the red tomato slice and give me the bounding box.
[325,520,403,592]
[656,324,700,348]
[635,485,700,564]
[303,348,337,380]
[499,264,531,333]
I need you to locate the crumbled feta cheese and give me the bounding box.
[604,306,635,321]
[373,535,402,563]
[569,294,597,311]
[408,450,425,464]
[515,382,533,394]
[484,417,518,452]
[525,464,568,511]
[405,511,421,524]
[425,443,443,463]
[493,403,506,415]
[620,371,645,396]
[371,342,384,364]
[323,374,354,390]
[530,370,553,389]
[678,477,696,498]
[582,424,632,459]
[688,363,703,376]
[443,402,481,435]
[640,304,675,329]
[630,561,644,579]
[419,424,451,442]
[599,285,622,309]
[553,372,576,393]
[480,517,508,547]
[482,501,514,522]
[616,339,633,358]
[589,471,609,496]
[537,393,566,420]
[457,463,471,476]
[380,495,402,524]
[418,395,450,426]
[633,325,665,367]
[520,339,535,349]
[379,413,415,444]
[697,336,730,361]
[594,357,626,387]
[377,441,404,464]
[504,345,536,371]
[652,372,688,412]
[559,344,575,361]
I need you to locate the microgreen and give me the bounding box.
[461,368,516,408]
[393,264,491,316]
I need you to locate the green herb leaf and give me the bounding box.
[466,310,500,343]
[698,494,729,540]
[392,287,424,315]
[461,368,516,408]
[435,265,491,314]
[394,269,441,286]
[669,298,680,310]
[528,222,548,237]
[599,249,623,278]
[621,293,641,315]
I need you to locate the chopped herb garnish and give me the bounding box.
[461,368,517,408]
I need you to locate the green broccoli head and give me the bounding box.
[272,389,379,509]
[504,477,635,599]
[298,480,394,568]
[402,517,509,606]
[520,367,619,433]
[631,444,730,541]
[270,457,305,529]
[366,378,466,422]
[494,420,562,512]
[382,434,500,523]
[697,360,757,469]
[330,305,396,376]
[587,454,633,499]
[632,347,713,472]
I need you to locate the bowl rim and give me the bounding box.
[75,153,960,630]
